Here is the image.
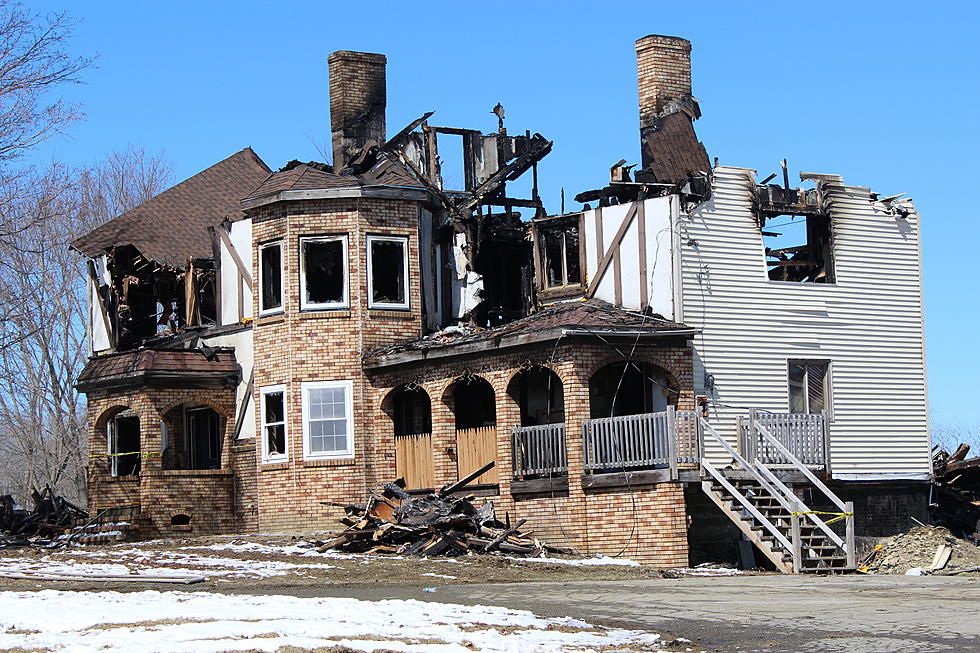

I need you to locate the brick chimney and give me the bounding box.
[635,34,692,128]
[328,50,386,169]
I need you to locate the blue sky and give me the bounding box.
[30,1,979,425]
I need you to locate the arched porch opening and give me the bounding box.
[161,403,224,470]
[508,366,567,480]
[388,385,434,490]
[447,376,498,485]
[589,361,676,419]
[102,407,141,477]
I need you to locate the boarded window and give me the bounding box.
[301,236,347,309]
[789,361,829,414]
[303,381,353,458]
[368,236,408,309]
[259,242,283,314]
[261,386,287,461]
[538,219,581,289]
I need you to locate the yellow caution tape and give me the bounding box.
[791,510,854,525]
[90,451,162,460]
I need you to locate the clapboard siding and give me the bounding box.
[678,166,930,479]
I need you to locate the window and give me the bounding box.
[367,235,409,310]
[259,241,283,315]
[108,413,141,477]
[261,385,287,463]
[302,380,354,459]
[788,361,830,415]
[300,236,348,310]
[536,218,581,289]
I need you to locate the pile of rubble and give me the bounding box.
[861,525,980,575]
[0,486,87,547]
[317,462,566,557]
[931,443,980,541]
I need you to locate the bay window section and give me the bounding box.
[259,241,283,315]
[367,235,409,310]
[300,235,348,310]
[260,385,287,463]
[302,380,354,459]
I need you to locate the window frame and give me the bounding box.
[366,234,410,311]
[298,234,349,311]
[787,359,833,418]
[533,214,585,292]
[260,384,288,464]
[258,240,284,316]
[301,379,354,460]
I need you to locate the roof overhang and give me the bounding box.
[362,327,698,370]
[241,184,432,210]
[76,349,241,394]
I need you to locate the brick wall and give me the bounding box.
[636,34,692,128]
[249,197,424,532]
[329,50,386,168]
[86,385,239,537]
[364,339,695,566]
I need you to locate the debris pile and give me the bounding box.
[931,443,980,541]
[860,526,980,575]
[0,486,87,547]
[318,462,565,558]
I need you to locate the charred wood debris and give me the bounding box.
[931,443,980,543]
[0,486,87,548]
[316,462,568,557]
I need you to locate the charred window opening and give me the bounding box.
[393,386,431,437]
[109,413,141,477]
[451,377,496,430]
[185,406,221,470]
[509,366,564,427]
[105,245,217,350]
[300,236,348,310]
[367,235,408,310]
[756,182,834,283]
[589,362,675,419]
[789,361,830,415]
[261,386,287,462]
[536,216,582,290]
[259,241,283,314]
[473,212,533,328]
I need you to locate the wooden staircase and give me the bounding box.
[699,417,855,574]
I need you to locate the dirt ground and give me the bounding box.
[0,533,673,593]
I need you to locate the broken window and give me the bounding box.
[367,235,409,310]
[108,412,141,477]
[536,217,581,289]
[185,406,221,470]
[300,236,348,310]
[757,183,834,283]
[302,380,353,459]
[259,241,283,315]
[788,361,830,415]
[261,385,287,462]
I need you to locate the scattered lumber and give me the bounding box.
[316,461,566,558]
[0,485,88,548]
[0,570,206,584]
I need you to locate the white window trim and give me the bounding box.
[366,234,410,311]
[299,235,349,311]
[258,240,284,316]
[260,384,288,463]
[301,380,354,460]
[787,359,834,420]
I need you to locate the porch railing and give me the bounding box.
[511,423,567,478]
[583,407,698,474]
[737,411,829,470]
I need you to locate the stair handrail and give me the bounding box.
[701,459,794,553]
[753,420,846,512]
[754,419,856,567]
[756,459,845,551]
[699,418,796,517]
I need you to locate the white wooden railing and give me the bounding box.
[737,410,829,470]
[511,423,567,478]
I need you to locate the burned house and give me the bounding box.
[73,38,930,571]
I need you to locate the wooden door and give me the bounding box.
[455,426,499,485]
[395,432,434,489]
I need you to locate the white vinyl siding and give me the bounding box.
[301,380,354,460]
[677,166,930,479]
